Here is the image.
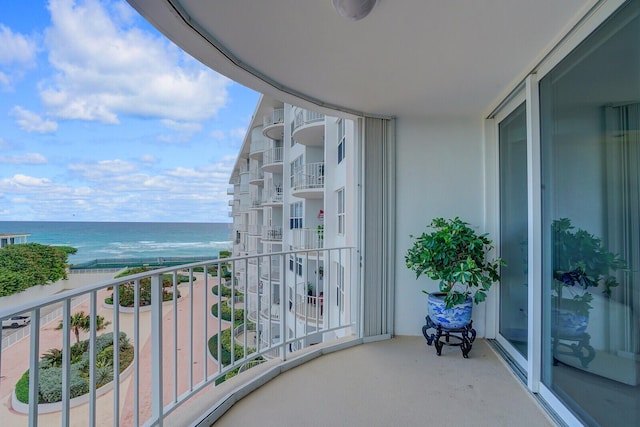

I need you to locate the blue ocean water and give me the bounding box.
[0,221,231,264]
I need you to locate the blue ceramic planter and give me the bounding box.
[553,307,588,337]
[427,293,472,328]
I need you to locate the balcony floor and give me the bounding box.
[213,336,555,427]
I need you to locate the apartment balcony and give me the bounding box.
[262,186,283,206]
[260,258,281,282]
[262,226,283,242]
[248,168,264,186]
[226,186,234,195]
[238,184,249,194]
[249,138,265,159]
[262,108,285,140]
[262,146,283,173]
[292,108,325,146]
[291,162,324,199]
[292,228,324,250]
[0,246,553,427]
[248,224,262,237]
[234,222,247,233]
[294,294,324,324]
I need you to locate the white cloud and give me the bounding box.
[210,130,225,141]
[3,174,51,187]
[40,0,231,124]
[69,159,138,179]
[0,24,38,90]
[10,106,58,133]
[0,24,37,66]
[0,153,47,164]
[140,154,157,164]
[161,119,202,133]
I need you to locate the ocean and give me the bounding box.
[0,221,231,264]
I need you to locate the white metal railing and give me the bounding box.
[249,168,264,182]
[262,108,284,128]
[292,162,325,192]
[295,294,324,323]
[226,186,234,195]
[262,226,283,242]
[292,228,324,250]
[260,258,281,281]
[262,186,283,205]
[249,138,265,156]
[0,247,356,426]
[293,108,325,133]
[263,147,283,166]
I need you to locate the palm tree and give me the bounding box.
[57,311,110,344]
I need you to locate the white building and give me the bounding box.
[228,96,357,355]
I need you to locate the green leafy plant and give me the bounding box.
[405,217,503,309]
[551,218,626,316]
[56,311,110,344]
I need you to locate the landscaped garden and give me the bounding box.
[104,267,191,307]
[14,329,133,405]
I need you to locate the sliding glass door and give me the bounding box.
[498,102,529,361]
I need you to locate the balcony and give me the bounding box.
[292,228,324,250]
[262,147,283,173]
[292,108,325,146]
[226,186,234,195]
[294,294,324,324]
[262,108,284,140]
[291,162,324,199]
[262,226,283,242]
[262,186,283,206]
[211,337,552,426]
[248,168,264,186]
[249,138,265,159]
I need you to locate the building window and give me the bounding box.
[296,257,303,276]
[337,188,345,235]
[337,119,346,164]
[290,155,303,188]
[290,201,303,229]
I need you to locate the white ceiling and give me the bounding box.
[128,0,590,118]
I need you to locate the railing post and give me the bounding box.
[151,274,164,426]
[61,300,71,427]
[28,308,40,427]
[280,253,287,361]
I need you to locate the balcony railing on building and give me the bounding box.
[292,228,324,250]
[262,186,283,206]
[291,162,324,198]
[262,226,283,242]
[226,186,234,195]
[292,108,325,146]
[249,138,265,159]
[262,108,285,140]
[262,147,283,172]
[249,168,264,185]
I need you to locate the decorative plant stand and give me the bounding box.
[553,332,596,368]
[422,316,476,358]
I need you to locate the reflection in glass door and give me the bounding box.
[499,102,528,359]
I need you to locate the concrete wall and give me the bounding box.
[393,115,492,336]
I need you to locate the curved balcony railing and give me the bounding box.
[0,247,356,426]
[262,186,283,205]
[249,138,265,158]
[263,147,283,168]
[293,108,324,132]
[262,109,285,140]
[262,226,283,242]
[292,162,324,192]
[292,228,324,250]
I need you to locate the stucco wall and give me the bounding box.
[393,116,492,336]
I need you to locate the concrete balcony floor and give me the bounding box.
[212,336,555,427]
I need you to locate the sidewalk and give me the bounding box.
[0,272,225,426]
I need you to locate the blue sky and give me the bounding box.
[0,0,259,222]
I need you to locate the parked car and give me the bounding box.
[2,315,31,328]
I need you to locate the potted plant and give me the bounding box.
[405,217,503,328]
[551,218,626,337]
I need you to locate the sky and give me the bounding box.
[0,0,260,223]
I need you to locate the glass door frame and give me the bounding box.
[492,89,531,373]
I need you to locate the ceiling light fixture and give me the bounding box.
[332,0,377,21]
